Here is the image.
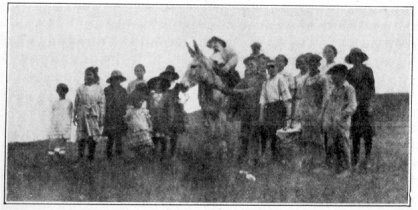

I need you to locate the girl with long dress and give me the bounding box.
[125,83,154,151]
[299,53,328,167]
[74,66,105,161]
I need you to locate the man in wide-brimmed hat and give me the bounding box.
[221,56,265,165]
[345,47,375,170]
[207,36,241,88]
[159,65,187,157]
[147,75,173,159]
[104,70,128,160]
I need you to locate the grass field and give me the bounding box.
[6,93,410,203]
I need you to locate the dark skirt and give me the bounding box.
[351,103,375,137]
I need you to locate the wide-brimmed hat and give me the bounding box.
[159,65,179,81]
[147,76,171,92]
[345,48,368,64]
[106,70,126,83]
[207,36,227,48]
[327,64,348,76]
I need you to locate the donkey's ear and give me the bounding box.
[193,40,203,57]
[186,42,196,58]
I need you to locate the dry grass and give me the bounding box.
[6,93,410,203]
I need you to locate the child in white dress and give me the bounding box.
[125,83,154,150]
[48,83,73,156]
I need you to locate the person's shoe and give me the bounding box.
[48,151,55,156]
[336,170,351,178]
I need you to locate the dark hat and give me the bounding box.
[147,76,171,92]
[345,48,368,64]
[106,70,127,83]
[207,36,227,48]
[251,42,261,49]
[135,82,150,94]
[56,83,69,94]
[305,53,322,64]
[327,64,348,76]
[159,65,179,81]
[129,83,150,108]
[266,59,277,68]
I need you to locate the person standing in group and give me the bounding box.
[290,54,310,129]
[321,64,357,178]
[147,76,172,160]
[103,70,128,160]
[206,36,241,88]
[259,59,292,162]
[125,83,154,153]
[320,44,338,74]
[74,66,106,161]
[158,65,188,157]
[299,53,328,168]
[345,48,375,170]
[221,56,265,165]
[127,64,146,94]
[275,54,295,94]
[48,83,73,158]
[244,42,269,77]
[318,45,338,170]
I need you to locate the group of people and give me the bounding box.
[212,37,375,178]
[48,63,187,161]
[47,36,376,178]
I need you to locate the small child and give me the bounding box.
[321,64,357,178]
[125,83,154,151]
[48,83,73,157]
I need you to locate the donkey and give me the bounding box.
[180,40,234,157]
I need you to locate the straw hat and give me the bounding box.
[159,65,179,81]
[106,70,126,83]
[345,48,369,64]
[147,76,170,92]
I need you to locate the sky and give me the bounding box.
[6,5,412,142]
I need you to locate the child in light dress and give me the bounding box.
[48,83,73,157]
[125,83,154,151]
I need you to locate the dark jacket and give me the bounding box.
[103,85,128,135]
[346,64,375,107]
[233,73,265,122]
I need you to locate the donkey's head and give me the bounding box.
[180,40,216,89]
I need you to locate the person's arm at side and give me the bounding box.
[98,88,106,127]
[259,82,266,123]
[342,85,358,118]
[73,89,80,125]
[278,77,292,127]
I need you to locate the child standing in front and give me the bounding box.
[321,64,357,178]
[48,83,73,157]
[125,83,154,152]
[74,66,106,161]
